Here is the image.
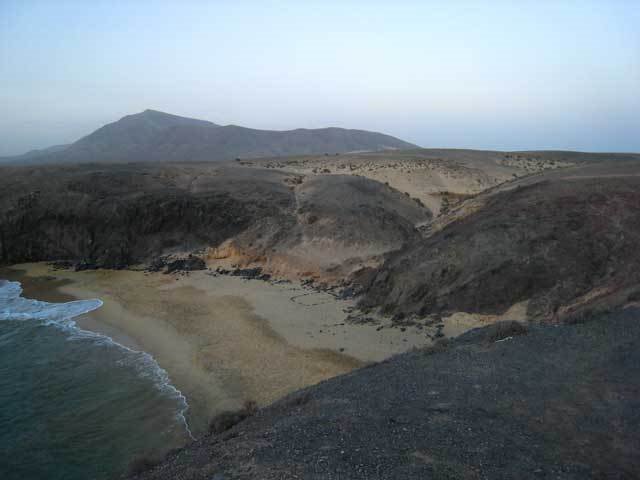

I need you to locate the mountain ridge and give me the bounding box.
[1,110,417,165]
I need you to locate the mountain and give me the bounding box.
[1,110,417,165]
[0,144,70,163]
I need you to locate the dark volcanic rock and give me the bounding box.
[132,308,640,480]
[73,261,99,271]
[230,267,265,279]
[48,260,73,270]
[165,256,206,274]
[147,257,168,273]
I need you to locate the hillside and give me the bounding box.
[2,154,639,302]
[133,309,640,479]
[244,149,640,214]
[0,110,417,165]
[0,163,429,281]
[358,160,640,323]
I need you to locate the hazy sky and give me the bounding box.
[1,0,639,155]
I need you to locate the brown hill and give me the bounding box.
[358,159,640,322]
[0,163,428,281]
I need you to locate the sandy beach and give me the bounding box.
[1,264,428,434]
[2,263,511,436]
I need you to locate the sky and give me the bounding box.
[1,0,639,156]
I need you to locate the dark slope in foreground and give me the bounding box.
[134,309,640,480]
[359,160,640,322]
[1,110,417,165]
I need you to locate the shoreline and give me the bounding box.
[1,262,513,437]
[1,263,434,436]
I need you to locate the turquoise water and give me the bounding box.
[0,280,192,480]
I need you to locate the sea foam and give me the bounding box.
[0,279,193,439]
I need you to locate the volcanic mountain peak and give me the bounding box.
[3,110,417,165]
[119,109,219,127]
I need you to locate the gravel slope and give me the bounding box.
[134,308,640,479]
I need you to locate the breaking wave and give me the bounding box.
[0,279,193,439]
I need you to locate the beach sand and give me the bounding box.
[3,263,515,436]
[2,264,430,434]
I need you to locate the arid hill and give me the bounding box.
[358,160,640,323]
[243,148,639,214]
[0,162,428,280]
[2,152,639,311]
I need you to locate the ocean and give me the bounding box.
[0,279,192,480]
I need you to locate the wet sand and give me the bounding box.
[2,263,513,436]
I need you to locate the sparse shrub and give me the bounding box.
[209,400,258,434]
[243,399,258,415]
[286,392,311,407]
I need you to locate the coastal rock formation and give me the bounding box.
[148,255,207,273]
